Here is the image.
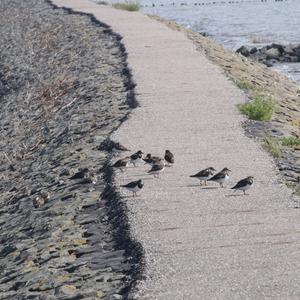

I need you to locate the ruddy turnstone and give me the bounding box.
[70,168,97,184]
[147,159,165,178]
[98,139,129,153]
[231,176,254,195]
[121,179,143,197]
[208,167,231,187]
[143,153,161,166]
[112,158,129,172]
[130,150,143,167]
[164,150,174,166]
[33,191,50,208]
[190,167,216,186]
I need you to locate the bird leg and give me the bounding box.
[204,180,207,186]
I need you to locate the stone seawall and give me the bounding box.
[0,0,142,299]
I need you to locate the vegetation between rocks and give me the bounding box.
[112,1,140,11]
[263,136,282,159]
[234,79,257,92]
[238,94,275,121]
[281,136,300,147]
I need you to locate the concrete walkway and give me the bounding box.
[52,1,300,299]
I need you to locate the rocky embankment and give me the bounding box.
[150,15,300,194]
[237,43,300,67]
[0,0,142,299]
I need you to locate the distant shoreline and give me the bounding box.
[142,0,300,81]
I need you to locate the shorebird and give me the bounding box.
[164,150,174,166]
[143,153,162,166]
[231,176,254,195]
[147,159,165,178]
[190,167,216,186]
[70,168,97,184]
[98,139,129,153]
[112,158,129,172]
[130,150,143,167]
[208,167,231,187]
[33,191,50,208]
[121,179,143,197]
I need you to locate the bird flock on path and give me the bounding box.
[111,144,254,197]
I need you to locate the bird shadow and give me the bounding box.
[126,174,153,180]
[225,193,248,197]
[201,186,219,190]
[186,184,202,188]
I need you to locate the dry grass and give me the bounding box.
[39,28,61,50]
[249,34,272,44]
[263,136,282,159]
[281,136,300,147]
[34,75,78,108]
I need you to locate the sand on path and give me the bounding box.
[52,1,300,298]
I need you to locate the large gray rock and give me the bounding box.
[236,45,250,57]
[265,48,281,60]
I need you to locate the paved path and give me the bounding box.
[52,1,300,299]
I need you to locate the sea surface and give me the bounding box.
[141,0,300,81]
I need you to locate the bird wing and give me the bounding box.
[122,180,138,188]
[231,178,248,189]
[143,158,153,164]
[130,153,138,160]
[195,169,210,177]
[208,172,224,181]
[165,153,174,163]
[113,159,127,167]
[148,164,163,173]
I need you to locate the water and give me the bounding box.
[141,0,300,81]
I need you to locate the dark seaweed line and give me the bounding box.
[46,1,144,298]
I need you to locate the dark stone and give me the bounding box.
[236,45,250,57]
[60,168,71,176]
[238,42,300,65]
[9,281,26,291]
[249,47,258,54]
[270,43,285,54]
[263,59,277,67]
[61,194,75,201]
[0,244,17,258]
[70,168,89,180]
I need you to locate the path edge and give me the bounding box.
[47,0,145,298]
